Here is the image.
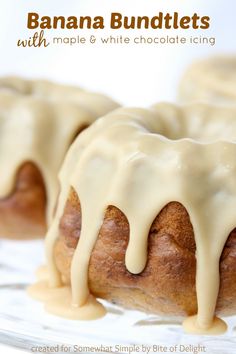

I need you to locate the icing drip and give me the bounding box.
[27,280,106,320]
[35,265,48,281]
[31,103,236,333]
[179,56,236,104]
[0,77,119,223]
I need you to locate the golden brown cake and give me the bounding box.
[29,103,236,335]
[0,77,119,238]
[55,189,236,317]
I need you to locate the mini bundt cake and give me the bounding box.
[0,77,119,238]
[29,103,236,334]
[179,56,236,104]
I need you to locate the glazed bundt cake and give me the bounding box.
[179,56,236,103]
[0,77,119,238]
[29,103,236,334]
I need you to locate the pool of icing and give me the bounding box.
[0,239,235,354]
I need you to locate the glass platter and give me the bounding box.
[0,239,236,354]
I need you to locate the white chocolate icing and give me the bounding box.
[30,102,236,333]
[179,56,236,104]
[0,77,119,223]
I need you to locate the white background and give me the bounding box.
[0,1,236,353]
[0,0,235,107]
